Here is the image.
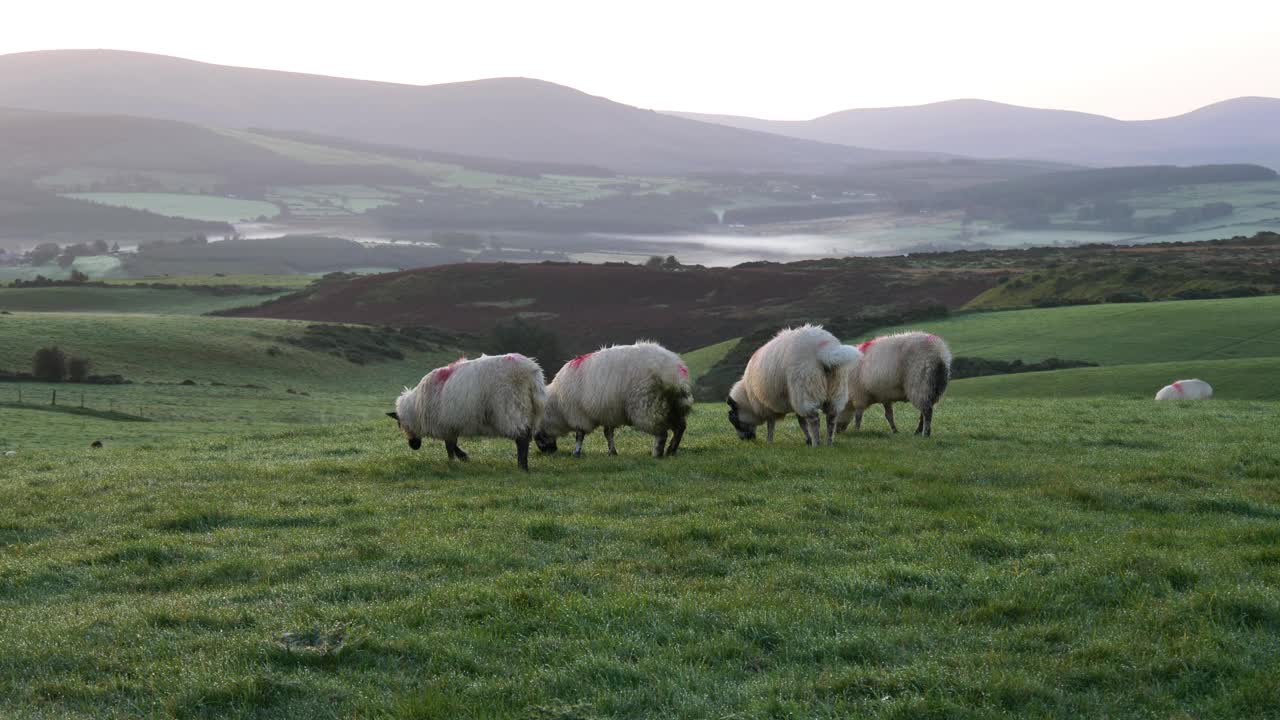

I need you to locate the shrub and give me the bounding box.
[485,318,565,372]
[67,356,92,382]
[32,346,68,382]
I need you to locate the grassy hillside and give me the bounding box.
[0,287,286,314]
[952,357,1280,400]
[862,296,1280,366]
[1,399,1278,717]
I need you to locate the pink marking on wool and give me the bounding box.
[1172,381,1184,395]
[678,365,689,378]
[818,339,831,348]
[433,357,467,384]
[568,352,593,369]
[506,353,525,362]
[857,339,877,353]
[925,333,938,343]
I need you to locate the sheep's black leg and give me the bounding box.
[884,404,898,433]
[797,415,811,444]
[915,411,924,435]
[572,431,586,457]
[652,431,668,458]
[666,419,686,456]
[603,427,618,456]
[854,407,864,431]
[922,406,934,437]
[766,418,777,443]
[516,432,531,472]
[825,412,837,445]
[445,437,469,461]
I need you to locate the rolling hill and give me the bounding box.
[0,49,942,175]
[673,97,1280,170]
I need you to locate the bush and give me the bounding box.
[67,356,92,382]
[32,346,68,382]
[485,318,565,372]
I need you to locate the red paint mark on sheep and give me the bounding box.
[858,339,878,353]
[568,353,593,369]
[1173,381,1184,395]
[506,353,525,362]
[678,365,689,378]
[434,357,467,384]
[818,339,831,348]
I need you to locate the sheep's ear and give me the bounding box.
[386,412,399,421]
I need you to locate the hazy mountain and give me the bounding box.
[673,97,1280,169]
[0,50,945,175]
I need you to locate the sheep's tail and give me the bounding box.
[655,368,694,432]
[818,343,862,370]
[927,358,950,407]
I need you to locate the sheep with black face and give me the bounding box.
[727,325,861,446]
[388,354,547,471]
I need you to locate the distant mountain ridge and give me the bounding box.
[671,97,1280,170]
[0,49,944,175]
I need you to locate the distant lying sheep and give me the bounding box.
[389,353,547,471]
[535,342,694,458]
[2,450,15,457]
[727,325,861,446]
[1155,378,1213,401]
[836,331,952,437]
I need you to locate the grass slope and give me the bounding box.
[952,357,1280,400]
[0,287,285,315]
[862,296,1280,366]
[63,193,280,223]
[1,399,1278,718]
[681,338,738,382]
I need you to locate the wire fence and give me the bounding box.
[2,385,150,420]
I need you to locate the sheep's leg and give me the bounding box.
[516,431,531,472]
[666,419,686,456]
[825,411,837,445]
[920,406,934,437]
[883,403,898,433]
[603,427,618,456]
[806,415,822,447]
[854,407,864,431]
[652,431,668,458]
[572,431,586,457]
[797,416,812,444]
[445,441,455,460]
[446,438,468,461]
[766,418,776,443]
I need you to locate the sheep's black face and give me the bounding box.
[727,398,756,440]
[534,431,558,454]
[388,411,421,450]
[408,436,422,450]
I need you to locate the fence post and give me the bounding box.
[16,386,21,404]
[81,392,85,409]
[51,389,56,406]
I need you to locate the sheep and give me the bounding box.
[535,342,694,458]
[835,331,952,437]
[388,353,547,471]
[1155,378,1213,401]
[90,440,103,449]
[2,450,15,457]
[727,325,862,446]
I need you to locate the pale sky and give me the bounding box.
[5,0,1279,120]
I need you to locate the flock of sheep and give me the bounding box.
[387,326,954,471]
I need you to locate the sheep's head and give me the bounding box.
[726,397,757,440]
[534,430,558,454]
[386,411,422,450]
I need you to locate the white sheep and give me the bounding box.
[388,353,547,471]
[836,331,952,437]
[727,325,862,446]
[535,341,694,458]
[1155,378,1213,401]
[2,450,15,457]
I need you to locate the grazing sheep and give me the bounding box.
[388,353,547,471]
[727,325,861,446]
[836,331,952,437]
[90,440,103,449]
[1155,378,1213,401]
[535,342,694,458]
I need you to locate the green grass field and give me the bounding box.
[681,338,737,381]
[0,288,286,315]
[1,399,1278,718]
[866,296,1280,365]
[3,294,1280,717]
[63,193,281,223]
[102,274,319,289]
